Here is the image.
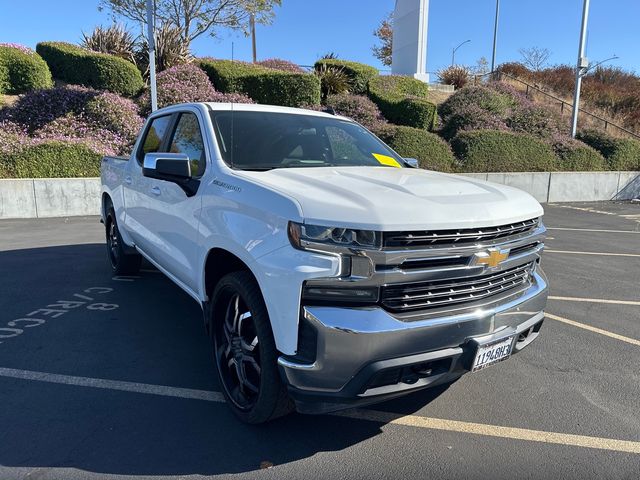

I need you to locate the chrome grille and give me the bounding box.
[381,263,534,313]
[383,218,539,248]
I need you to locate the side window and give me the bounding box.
[169,113,206,177]
[138,115,172,163]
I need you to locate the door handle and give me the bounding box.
[124,176,132,185]
[151,186,161,196]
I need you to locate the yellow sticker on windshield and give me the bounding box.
[372,153,402,168]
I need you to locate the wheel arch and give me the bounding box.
[101,192,113,222]
[202,247,263,333]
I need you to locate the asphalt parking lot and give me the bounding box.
[0,202,638,480]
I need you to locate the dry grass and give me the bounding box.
[428,89,453,105]
[0,94,19,108]
[501,78,638,140]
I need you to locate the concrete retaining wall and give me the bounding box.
[0,178,101,219]
[0,172,638,219]
[459,171,640,204]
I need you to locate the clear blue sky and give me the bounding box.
[1,0,638,75]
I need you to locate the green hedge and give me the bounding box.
[577,130,640,170]
[451,130,557,172]
[314,59,378,94]
[198,59,320,107]
[2,141,102,178]
[553,139,606,171]
[368,76,437,130]
[374,124,456,172]
[36,42,143,97]
[0,46,53,94]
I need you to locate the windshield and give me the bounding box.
[210,110,405,171]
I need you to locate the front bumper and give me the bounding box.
[278,269,548,414]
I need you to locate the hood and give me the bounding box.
[236,167,544,231]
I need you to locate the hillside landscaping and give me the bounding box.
[0,37,638,179]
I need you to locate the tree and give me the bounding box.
[518,47,551,71]
[372,13,393,67]
[473,56,489,75]
[98,0,282,47]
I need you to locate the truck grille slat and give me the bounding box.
[384,218,539,248]
[381,263,534,312]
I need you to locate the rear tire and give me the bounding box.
[105,207,141,276]
[210,271,293,424]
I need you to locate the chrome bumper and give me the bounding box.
[278,269,548,413]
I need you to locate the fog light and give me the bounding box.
[302,285,379,304]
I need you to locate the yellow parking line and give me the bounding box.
[549,296,640,306]
[545,249,640,258]
[334,410,640,454]
[546,313,640,347]
[3,366,640,454]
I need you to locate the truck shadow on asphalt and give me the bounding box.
[0,243,452,476]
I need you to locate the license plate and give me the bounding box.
[471,336,514,372]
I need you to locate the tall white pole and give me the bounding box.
[490,0,500,73]
[570,0,590,138]
[146,0,158,113]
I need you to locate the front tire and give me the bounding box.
[211,271,293,424]
[105,207,141,276]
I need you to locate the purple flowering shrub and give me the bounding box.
[324,94,387,130]
[0,121,31,156]
[138,64,253,115]
[0,86,95,130]
[33,115,127,156]
[440,103,509,139]
[506,104,564,139]
[0,85,143,159]
[0,43,34,55]
[84,91,143,143]
[550,134,606,171]
[256,59,305,73]
[439,85,517,138]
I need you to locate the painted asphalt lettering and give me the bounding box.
[0,328,23,339]
[7,318,45,328]
[112,276,140,282]
[0,287,116,345]
[47,300,86,309]
[85,287,113,294]
[86,303,118,311]
[27,308,67,318]
[73,294,94,301]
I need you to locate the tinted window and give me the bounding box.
[139,115,172,163]
[169,113,206,177]
[210,111,404,171]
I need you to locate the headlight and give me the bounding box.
[288,221,381,250]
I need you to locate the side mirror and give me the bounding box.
[143,152,192,181]
[142,152,199,197]
[403,158,419,168]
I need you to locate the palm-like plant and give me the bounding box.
[81,24,137,64]
[315,63,351,101]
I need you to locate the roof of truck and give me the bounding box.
[153,102,351,122]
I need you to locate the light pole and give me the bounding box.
[490,0,500,74]
[452,39,471,66]
[250,13,257,63]
[145,0,157,112]
[570,0,590,138]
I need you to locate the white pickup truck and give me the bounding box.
[101,102,548,423]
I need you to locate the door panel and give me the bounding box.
[123,114,174,251]
[136,111,207,291]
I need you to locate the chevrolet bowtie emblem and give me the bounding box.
[475,248,510,268]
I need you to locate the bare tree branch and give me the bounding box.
[99,0,281,47]
[518,47,552,71]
